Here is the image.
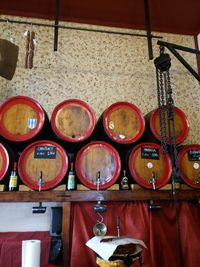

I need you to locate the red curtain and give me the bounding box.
[70,201,200,267]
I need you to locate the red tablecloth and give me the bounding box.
[0,231,50,267]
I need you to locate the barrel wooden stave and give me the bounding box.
[75,141,121,189]
[0,96,49,146]
[178,144,200,188]
[145,106,189,145]
[97,102,145,146]
[0,142,10,182]
[55,106,91,138]
[18,140,68,190]
[128,142,172,189]
[51,99,96,143]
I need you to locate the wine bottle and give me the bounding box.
[67,162,75,190]
[8,162,18,191]
[120,170,129,190]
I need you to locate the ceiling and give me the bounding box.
[0,0,199,35]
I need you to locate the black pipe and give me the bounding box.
[54,0,60,51]
[167,45,200,82]
[158,40,200,55]
[144,0,153,60]
[0,18,162,39]
[157,40,200,82]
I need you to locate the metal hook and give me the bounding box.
[97,212,104,223]
[160,45,165,54]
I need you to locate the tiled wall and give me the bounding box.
[0,15,199,143]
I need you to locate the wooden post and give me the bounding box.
[62,202,71,267]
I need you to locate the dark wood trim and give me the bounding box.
[0,189,200,203]
[62,202,71,267]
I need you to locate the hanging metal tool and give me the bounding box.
[93,171,107,236]
[93,212,107,236]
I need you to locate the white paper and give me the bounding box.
[86,236,147,261]
[22,239,41,267]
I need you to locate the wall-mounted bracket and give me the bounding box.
[157,40,200,82]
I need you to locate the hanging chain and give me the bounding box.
[165,70,180,183]
[154,47,184,267]
[154,46,180,181]
[156,60,168,154]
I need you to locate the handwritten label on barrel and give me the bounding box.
[34,146,56,159]
[188,150,200,161]
[141,147,159,160]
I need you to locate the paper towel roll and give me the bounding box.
[22,239,41,267]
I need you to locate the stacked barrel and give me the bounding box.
[0,95,198,191]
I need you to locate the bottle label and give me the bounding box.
[9,176,18,188]
[67,174,75,190]
[121,177,129,190]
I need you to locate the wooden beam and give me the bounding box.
[62,202,71,267]
[0,189,200,202]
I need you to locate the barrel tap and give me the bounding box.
[94,171,107,212]
[32,171,46,214]
[194,172,200,184]
[149,171,156,190]
[38,171,44,191]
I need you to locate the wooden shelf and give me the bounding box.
[0,189,200,203]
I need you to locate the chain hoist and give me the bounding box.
[154,46,180,187]
[154,46,184,267]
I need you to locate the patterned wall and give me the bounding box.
[0,15,200,144]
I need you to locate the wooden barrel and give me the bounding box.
[18,140,68,190]
[178,144,200,189]
[145,106,189,145]
[0,96,49,144]
[128,142,172,189]
[51,99,96,148]
[0,142,12,182]
[75,141,121,189]
[96,102,145,145]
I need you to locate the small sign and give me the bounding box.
[188,150,200,161]
[28,118,37,129]
[141,147,159,160]
[34,146,56,159]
